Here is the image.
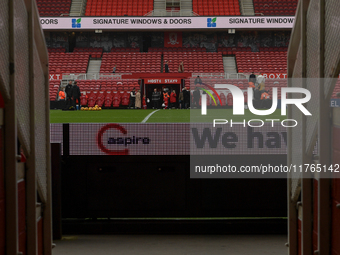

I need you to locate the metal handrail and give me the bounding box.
[60,72,252,81]
[145,10,196,16]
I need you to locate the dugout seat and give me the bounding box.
[80,92,88,106]
[121,91,130,106]
[219,93,226,106]
[244,91,248,103]
[96,91,106,107]
[104,91,114,108]
[88,91,98,107]
[112,91,121,108]
[227,93,233,106]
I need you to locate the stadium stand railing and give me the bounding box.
[149,47,206,53]
[146,10,199,16]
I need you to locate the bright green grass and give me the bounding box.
[148,109,285,123]
[50,109,286,123]
[49,109,154,123]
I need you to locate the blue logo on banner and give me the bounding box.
[72,18,81,28]
[207,17,217,27]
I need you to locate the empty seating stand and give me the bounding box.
[163,52,224,73]
[254,0,298,16]
[48,52,90,74]
[36,0,71,16]
[193,0,240,16]
[100,52,162,73]
[85,0,154,16]
[235,50,287,73]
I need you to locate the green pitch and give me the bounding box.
[50,109,286,123]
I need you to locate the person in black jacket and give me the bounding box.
[72,81,81,110]
[164,60,170,73]
[183,87,191,109]
[65,80,73,109]
[128,88,136,109]
[151,88,161,109]
[249,72,256,85]
[194,76,202,86]
[193,87,200,108]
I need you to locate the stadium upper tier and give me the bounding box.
[100,52,162,73]
[254,0,298,16]
[36,0,298,17]
[193,0,241,16]
[85,0,154,16]
[37,0,71,16]
[48,47,289,74]
[163,52,224,73]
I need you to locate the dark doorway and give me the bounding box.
[69,32,77,52]
[143,34,152,52]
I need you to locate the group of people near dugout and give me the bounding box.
[127,88,144,109]
[150,87,191,109]
[58,80,81,110]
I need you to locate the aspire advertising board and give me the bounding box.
[40,16,295,30]
[49,123,288,155]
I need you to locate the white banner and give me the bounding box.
[40,16,295,30]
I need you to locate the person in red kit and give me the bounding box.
[260,90,271,109]
[170,89,177,109]
[142,95,147,109]
[163,90,169,109]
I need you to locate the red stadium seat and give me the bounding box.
[227,93,233,106]
[80,93,88,106]
[112,91,121,108]
[88,91,98,107]
[105,91,114,107]
[120,91,130,106]
[219,93,226,106]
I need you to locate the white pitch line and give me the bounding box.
[141,109,160,123]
